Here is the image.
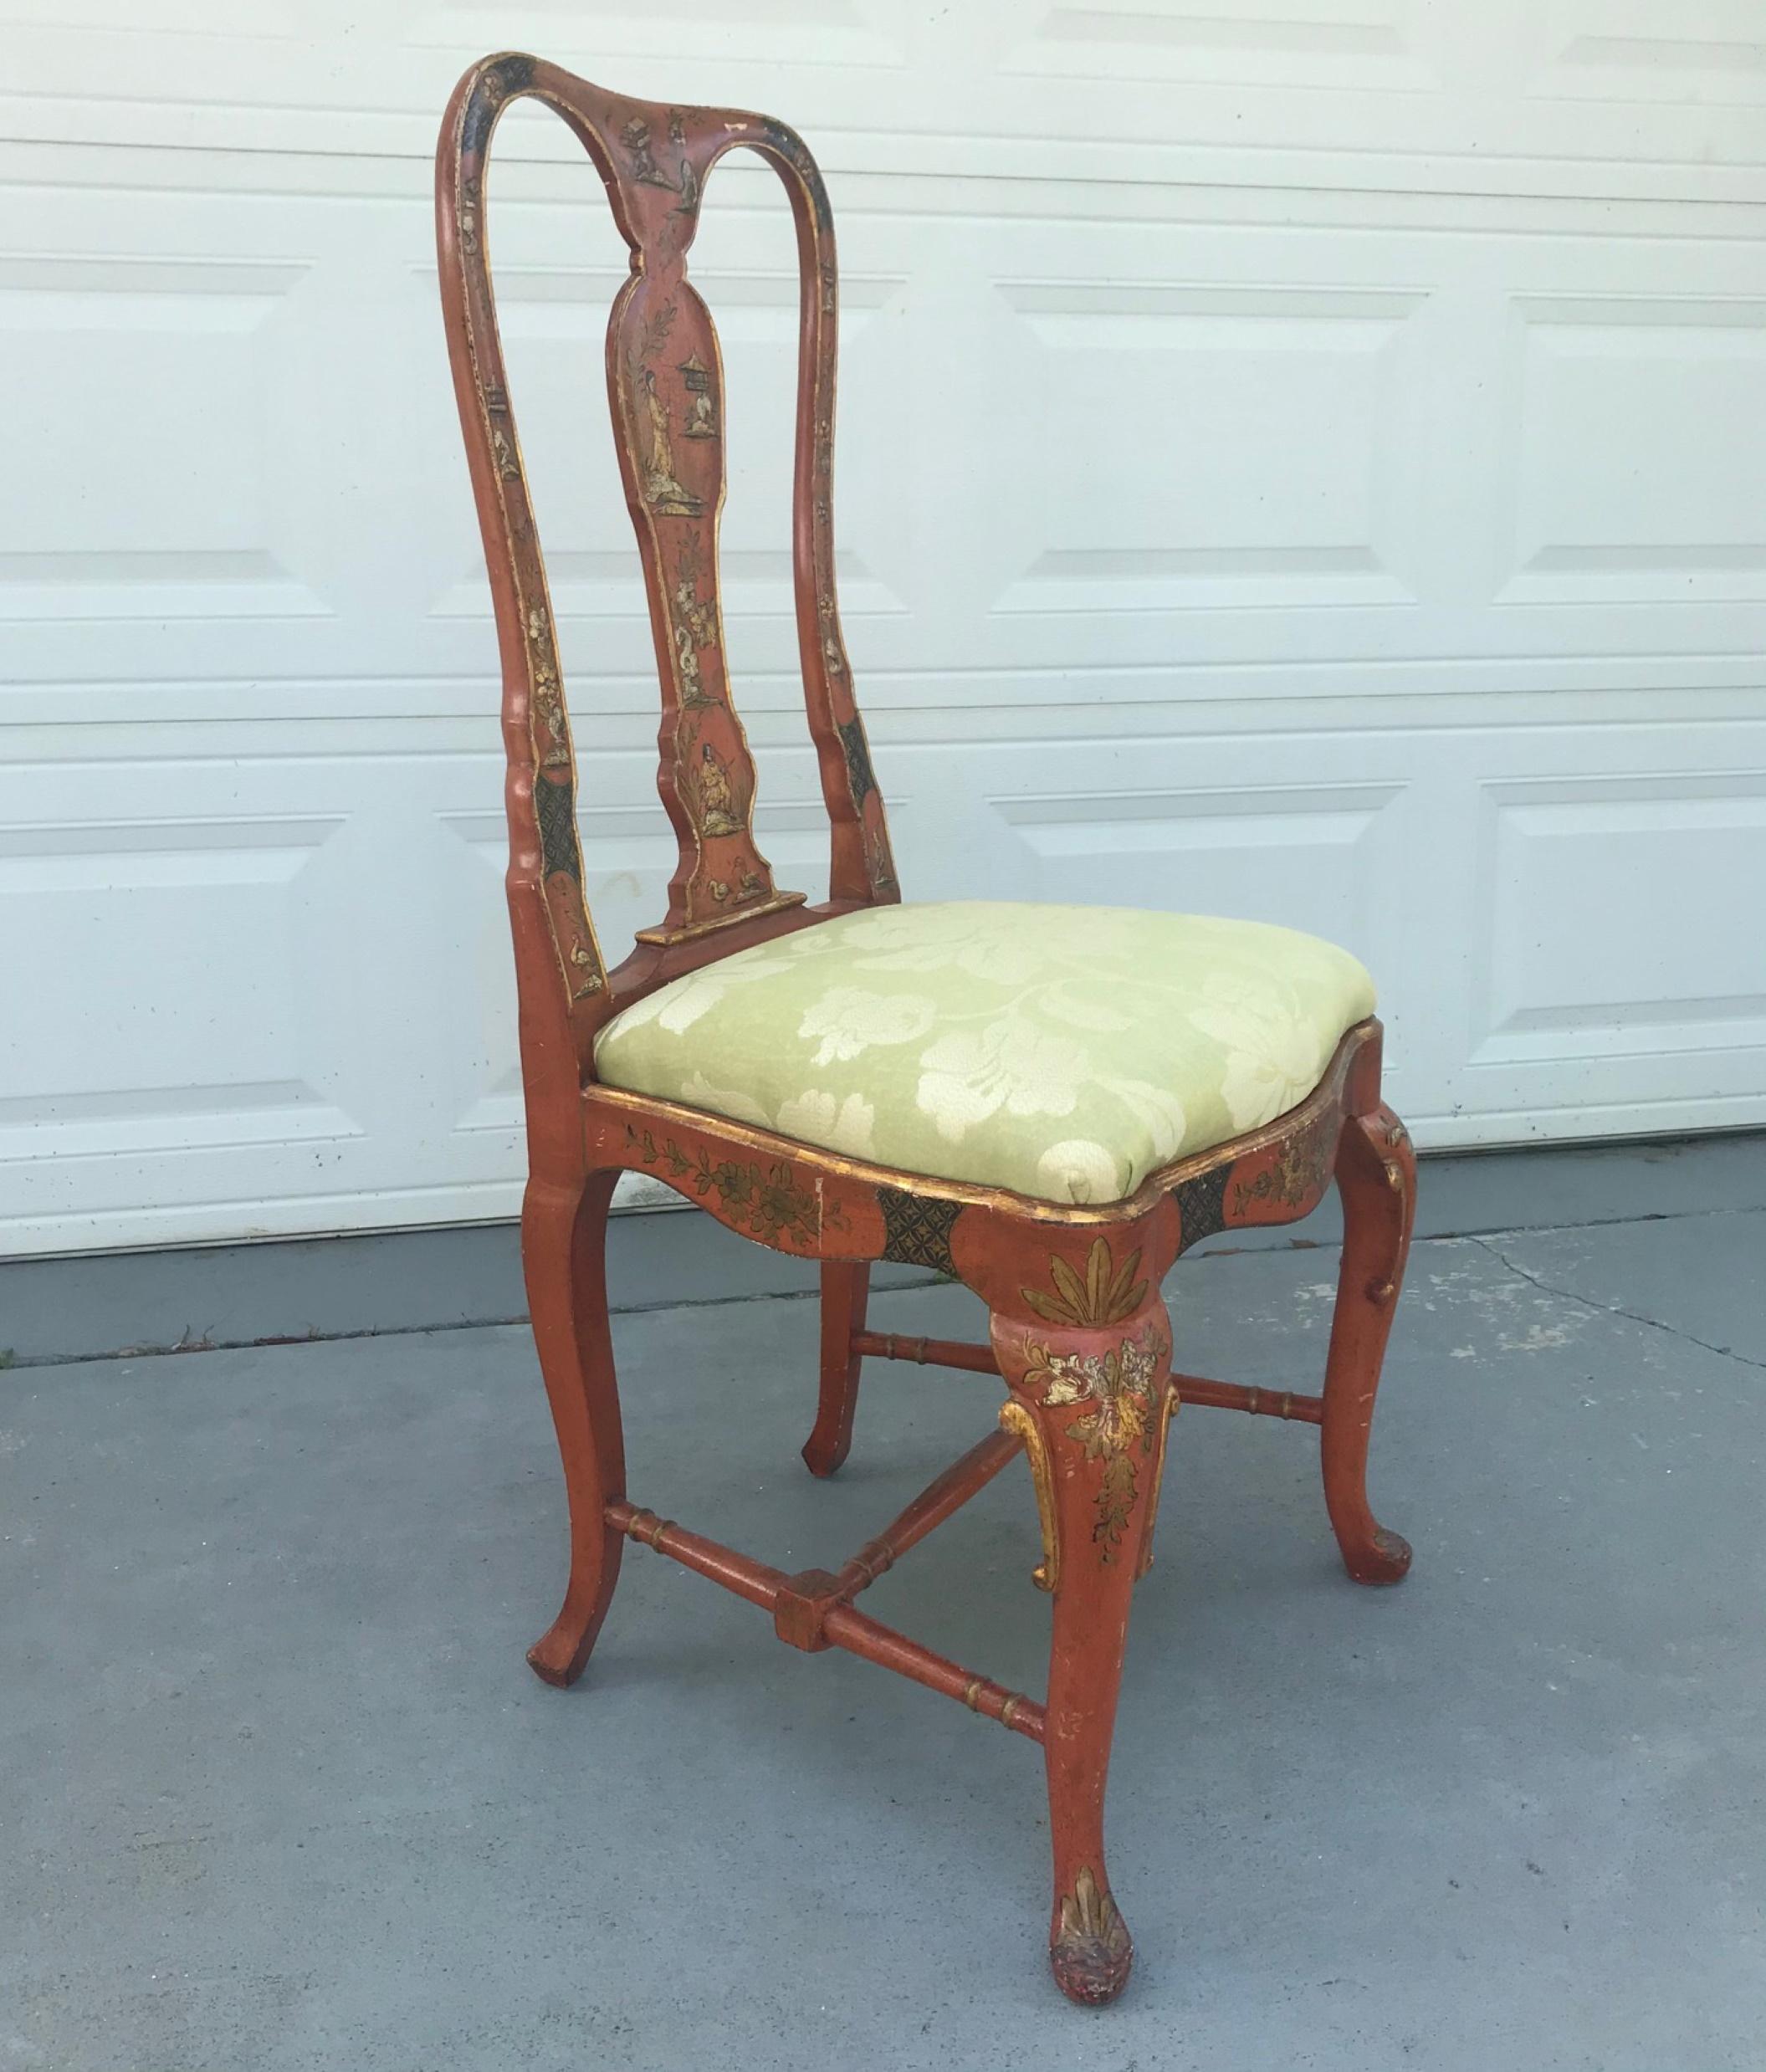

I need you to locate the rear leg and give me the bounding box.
[802,1261,869,1477]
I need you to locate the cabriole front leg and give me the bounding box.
[521,1168,627,1686]
[1320,1105,1415,1584]
[992,1272,1176,2006]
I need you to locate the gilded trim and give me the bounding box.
[998,1399,1059,1594]
[1052,1866,1132,2003]
[1135,1384,1180,1579]
[632,886,806,945]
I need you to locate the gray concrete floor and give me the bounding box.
[4,1153,1765,2069]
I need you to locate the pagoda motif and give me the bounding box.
[678,353,719,440]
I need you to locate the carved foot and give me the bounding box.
[525,1613,597,1688]
[1050,1867,1134,2005]
[1344,1524,1412,1586]
[799,1429,849,1479]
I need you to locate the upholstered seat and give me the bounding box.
[595,901,1374,1205]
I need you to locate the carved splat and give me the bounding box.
[436,54,898,1067]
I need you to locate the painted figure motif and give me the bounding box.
[692,739,741,837]
[621,113,699,212]
[639,368,703,517]
[621,115,670,189]
[671,533,722,709]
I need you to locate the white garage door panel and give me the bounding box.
[9,713,1762,1253]
[1503,297,1766,609]
[3,1,1763,1254]
[3,3,1764,187]
[1475,774,1766,1067]
[1,813,352,1164]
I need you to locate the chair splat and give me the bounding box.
[437,53,898,1070]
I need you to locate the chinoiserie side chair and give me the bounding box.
[436,53,1416,2008]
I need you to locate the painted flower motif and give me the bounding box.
[1012,1238,1167,1553]
[776,1087,878,1159]
[1022,1319,1168,1558]
[1031,1331,1160,1459]
[915,1015,1088,1143]
[798,986,935,1067]
[1188,971,1328,1130]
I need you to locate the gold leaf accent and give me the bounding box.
[1021,1236,1147,1328]
[1231,1113,1337,1217]
[997,1399,1058,1594]
[626,1130,844,1243]
[1057,1867,1129,1959]
[1136,1384,1180,1578]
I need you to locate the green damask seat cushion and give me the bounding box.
[593,901,1375,1206]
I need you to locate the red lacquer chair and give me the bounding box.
[436,53,1416,2005]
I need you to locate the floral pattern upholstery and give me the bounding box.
[593,902,1375,1205]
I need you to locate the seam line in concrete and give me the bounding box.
[9,1201,1763,1372]
[1469,1234,1766,1375]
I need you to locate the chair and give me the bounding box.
[435,53,1416,2006]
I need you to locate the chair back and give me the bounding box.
[436,54,898,1082]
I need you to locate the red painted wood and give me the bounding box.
[821,1601,1045,1742]
[1320,1086,1417,1577]
[960,1206,1179,2004]
[606,1501,786,1611]
[522,1170,626,1688]
[829,1426,1023,1597]
[436,50,1418,2010]
[804,1261,869,1475]
[608,1493,1045,1737]
[852,1337,1328,1425]
[1175,1376,1325,1424]
[852,1329,999,1374]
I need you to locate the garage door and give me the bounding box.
[4,3,1763,1254]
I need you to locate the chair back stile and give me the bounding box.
[435,52,898,1098]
